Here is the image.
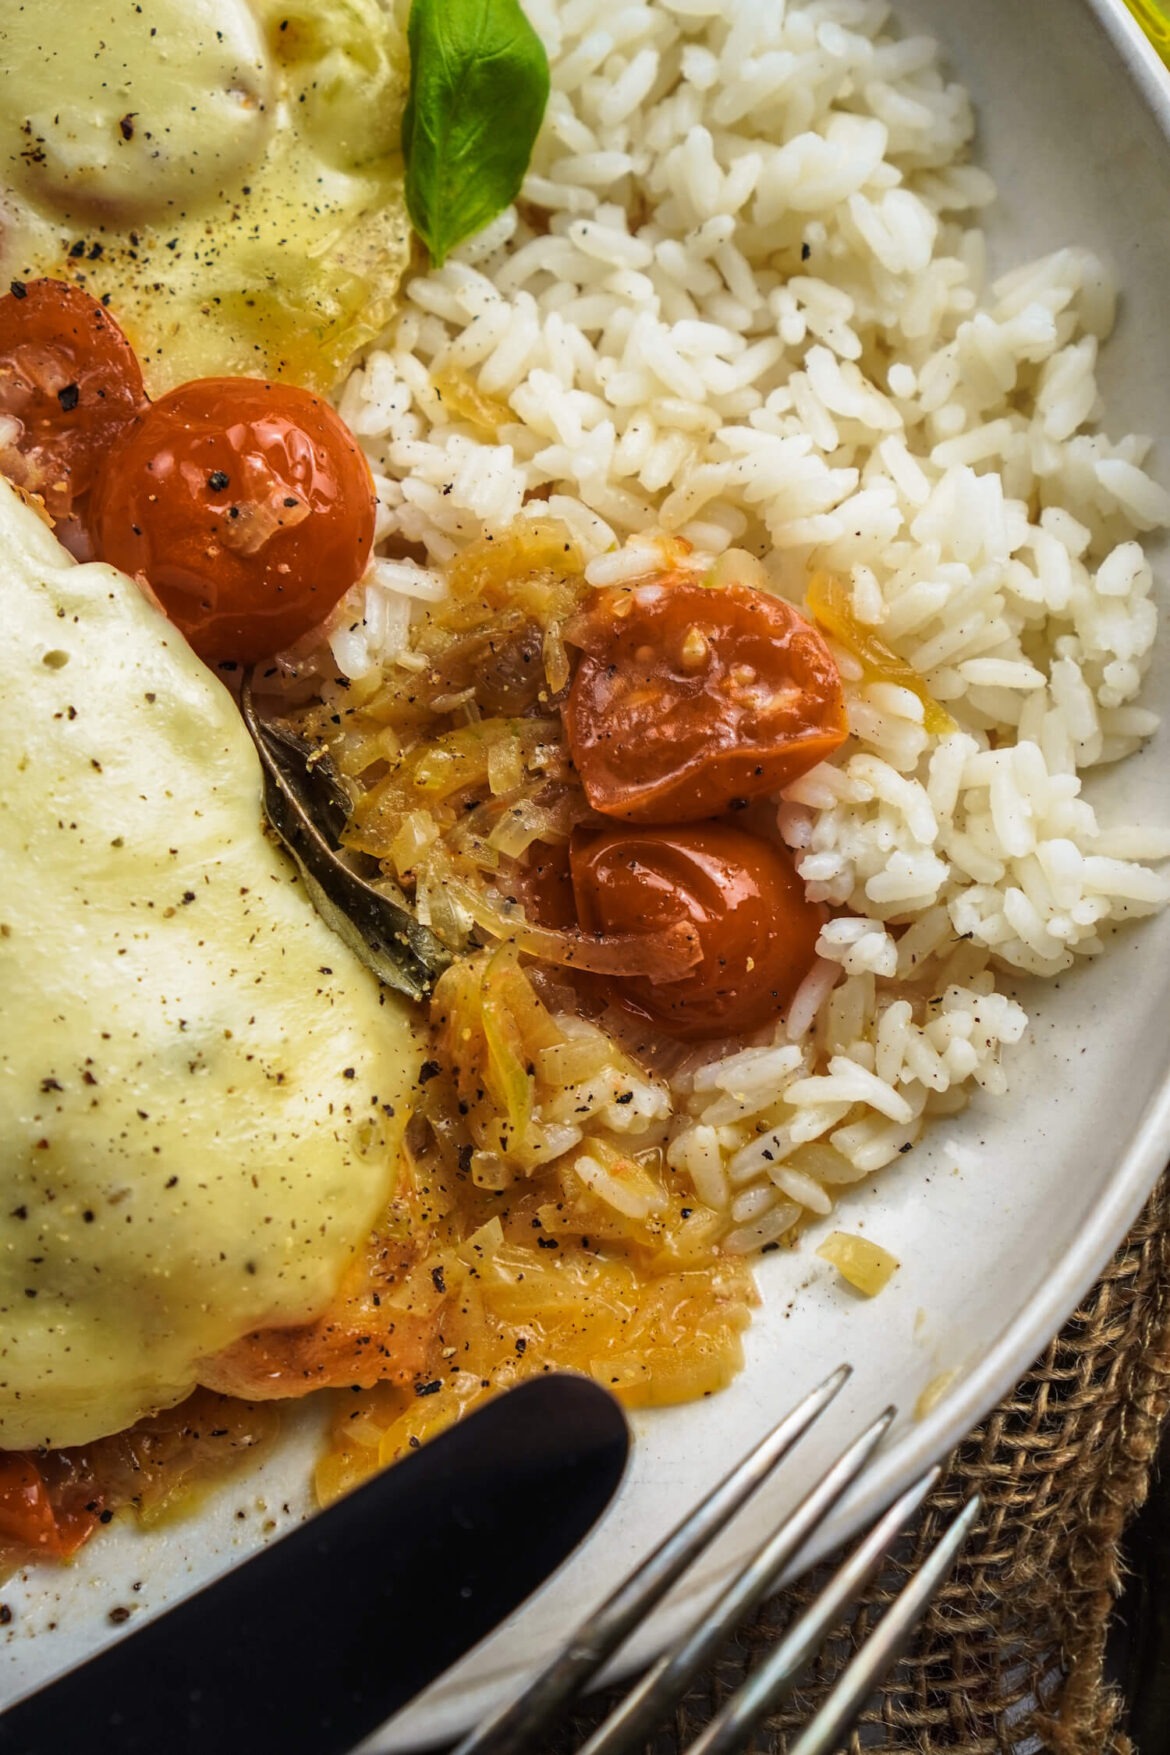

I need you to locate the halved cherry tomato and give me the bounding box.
[90,377,376,665]
[0,1453,100,1558]
[570,821,822,1040]
[0,278,146,518]
[563,577,847,823]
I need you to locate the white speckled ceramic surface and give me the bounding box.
[2,4,1168,1750]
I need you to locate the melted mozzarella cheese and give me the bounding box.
[0,0,274,222]
[0,479,420,1449]
[0,0,410,394]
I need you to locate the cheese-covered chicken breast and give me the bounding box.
[0,0,410,394]
[0,479,418,1449]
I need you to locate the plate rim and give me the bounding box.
[1,2,1166,1749]
[375,1075,1170,1751]
[372,0,1170,1743]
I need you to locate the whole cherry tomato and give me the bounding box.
[563,576,847,823]
[0,278,146,518]
[90,377,376,664]
[570,820,822,1040]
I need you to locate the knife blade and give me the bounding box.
[0,1375,630,1755]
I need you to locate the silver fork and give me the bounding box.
[448,1365,980,1755]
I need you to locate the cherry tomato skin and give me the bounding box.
[570,821,822,1041]
[0,1456,57,1551]
[564,577,847,823]
[90,377,376,665]
[520,839,578,931]
[0,1453,98,1557]
[0,278,146,518]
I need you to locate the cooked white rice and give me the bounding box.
[323,0,1169,1253]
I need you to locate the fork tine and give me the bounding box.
[578,1406,896,1755]
[449,1364,852,1755]
[784,1493,982,1755]
[683,1489,982,1755]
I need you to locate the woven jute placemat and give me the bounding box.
[547,1170,1170,1755]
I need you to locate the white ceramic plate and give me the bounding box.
[2,2,1169,1748]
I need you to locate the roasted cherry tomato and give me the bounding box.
[520,838,578,931]
[0,278,146,518]
[570,821,822,1040]
[90,377,376,664]
[0,1453,99,1558]
[564,577,847,823]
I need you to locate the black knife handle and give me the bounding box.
[0,1376,629,1755]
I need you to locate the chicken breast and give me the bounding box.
[0,479,419,1448]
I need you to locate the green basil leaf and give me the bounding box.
[402,0,550,268]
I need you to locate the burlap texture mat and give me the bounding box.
[547,1170,1170,1755]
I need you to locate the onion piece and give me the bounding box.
[806,571,955,735]
[542,622,570,694]
[431,367,512,437]
[816,1229,899,1295]
[486,733,524,797]
[445,876,701,983]
[487,798,561,858]
[220,490,310,557]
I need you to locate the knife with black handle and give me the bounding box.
[0,1375,630,1755]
